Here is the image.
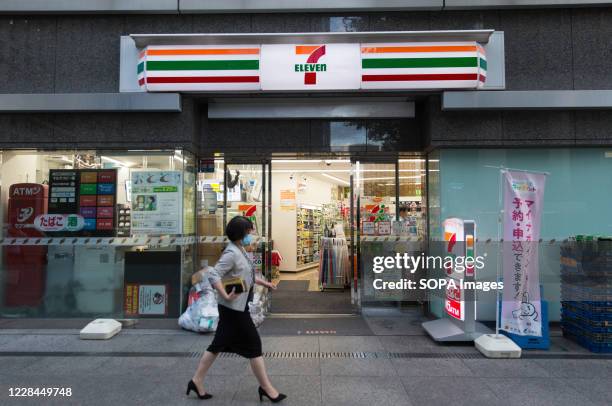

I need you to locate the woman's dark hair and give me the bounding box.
[225,216,254,242]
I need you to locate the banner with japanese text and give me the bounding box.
[500,170,547,337]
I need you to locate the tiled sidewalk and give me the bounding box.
[1,327,611,406]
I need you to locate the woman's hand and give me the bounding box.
[223,288,239,301]
[213,281,240,301]
[256,277,277,290]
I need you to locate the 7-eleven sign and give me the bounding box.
[295,45,327,85]
[260,43,361,90]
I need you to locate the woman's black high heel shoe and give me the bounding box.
[186,380,213,400]
[258,386,287,403]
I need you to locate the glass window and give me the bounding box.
[330,121,367,152]
[328,16,369,32]
[0,149,196,319]
[366,121,402,152]
[427,148,612,323]
[399,158,427,240]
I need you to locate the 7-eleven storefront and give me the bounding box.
[128,30,499,316]
[0,30,500,320]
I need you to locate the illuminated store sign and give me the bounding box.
[138,42,486,92]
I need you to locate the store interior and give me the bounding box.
[269,159,353,314]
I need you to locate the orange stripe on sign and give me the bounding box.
[295,45,321,54]
[361,45,478,54]
[146,48,260,56]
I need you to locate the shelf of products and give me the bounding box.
[321,202,348,238]
[296,206,322,267]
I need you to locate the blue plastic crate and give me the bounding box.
[564,301,612,313]
[562,321,612,342]
[562,329,612,353]
[561,309,612,333]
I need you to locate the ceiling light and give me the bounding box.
[322,173,350,185]
[361,176,421,181]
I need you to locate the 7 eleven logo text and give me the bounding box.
[294,45,327,85]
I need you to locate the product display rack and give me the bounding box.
[321,202,347,237]
[296,206,322,269]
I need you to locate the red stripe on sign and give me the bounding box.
[138,78,145,86]
[305,45,326,85]
[478,74,487,83]
[362,73,478,82]
[147,76,259,84]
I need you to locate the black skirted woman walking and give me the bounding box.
[187,216,287,403]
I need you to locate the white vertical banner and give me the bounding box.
[500,170,547,337]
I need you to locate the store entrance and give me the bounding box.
[268,158,354,314]
[197,154,428,316]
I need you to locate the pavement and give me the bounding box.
[1,309,611,406]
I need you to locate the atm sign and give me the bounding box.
[445,299,462,320]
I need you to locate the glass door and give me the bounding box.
[352,160,398,308]
[223,161,272,307]
[196,159,271,306]
[352,157,428,310]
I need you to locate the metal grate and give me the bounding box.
[1,351,611,360]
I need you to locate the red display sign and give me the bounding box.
[5,183,48,307]
[445,299,462,320]
[445,281,463,320]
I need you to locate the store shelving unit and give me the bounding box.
[296,206,322,270]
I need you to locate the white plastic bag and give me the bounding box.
[191,289,219,332]
[249,286,267,328]
[179,309,198,331]
[179,284,219,333]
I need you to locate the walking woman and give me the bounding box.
[187,216,286,403]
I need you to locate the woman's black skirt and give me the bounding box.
[206,303,262,359]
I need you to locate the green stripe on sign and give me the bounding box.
[146,60,259,71]
[362,57,478,69]
[137,62,144,74]
[479,58,487,70]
